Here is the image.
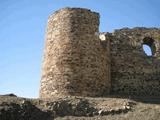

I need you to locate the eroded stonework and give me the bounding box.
[110,28,160,96]
[40,7,160,98]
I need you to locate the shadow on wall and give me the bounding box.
[142,37,156,56]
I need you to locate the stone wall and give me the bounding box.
[40,8,111,98]
[110,28,160,96]
[40,7,160,98]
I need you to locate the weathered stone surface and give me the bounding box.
[40,8,110,98]
[110,28,160,96]
[40,7,160,98]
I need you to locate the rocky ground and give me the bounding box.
[0,94,160,120]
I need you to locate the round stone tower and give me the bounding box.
[40,8,110,98]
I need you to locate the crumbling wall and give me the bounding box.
[110,28,160,96]
[40,7,160,98]
[40,8,111,98]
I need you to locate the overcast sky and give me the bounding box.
[0,0,159,98]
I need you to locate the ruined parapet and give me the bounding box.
[39,8,111,98]
[39,7,160,98]
[110,28,160,96]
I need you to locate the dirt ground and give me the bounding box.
[0,94,160,120]
[56,97,160,120]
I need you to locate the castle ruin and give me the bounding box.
[40,8,160,98]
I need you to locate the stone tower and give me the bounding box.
[39,8,111,98]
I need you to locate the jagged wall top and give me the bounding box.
[40,7,160,98]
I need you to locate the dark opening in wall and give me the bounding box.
[142,37,156,56]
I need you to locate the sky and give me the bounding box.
[0,0,159,98]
